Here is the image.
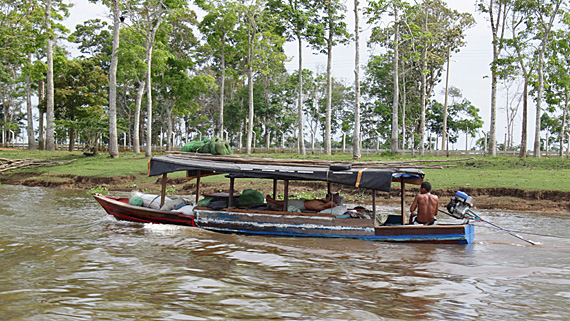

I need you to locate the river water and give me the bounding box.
[1,185,569,320]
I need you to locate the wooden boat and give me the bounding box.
[93,154,475,244]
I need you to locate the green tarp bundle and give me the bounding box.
[238,189,264,206]
[181,137,233,155]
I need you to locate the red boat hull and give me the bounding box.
[93,194,196,227]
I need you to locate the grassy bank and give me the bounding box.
[1,149,569,192]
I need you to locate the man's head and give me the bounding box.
[420,182,432,193]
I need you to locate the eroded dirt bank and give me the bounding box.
[1,172,569,214]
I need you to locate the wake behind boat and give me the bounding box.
[93,154,475,244]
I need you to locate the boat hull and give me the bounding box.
[93,194,474,244]
[194,209,474,244]
[93,194,196,226]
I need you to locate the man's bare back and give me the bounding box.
[409,182,439,224]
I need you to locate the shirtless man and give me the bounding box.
[265,195,337,212]
[409,182,439,225]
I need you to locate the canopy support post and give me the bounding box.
[283,180,289,211]
[195,170,201,202]
[372,190,377,224]
[160,173,168,207]
[229,177,235,208]
[327,182,332,198]
[401,180,406,225]
[272,179,277,199]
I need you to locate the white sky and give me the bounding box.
[63,0,534,150]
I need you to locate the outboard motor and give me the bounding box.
[446,191,474,219]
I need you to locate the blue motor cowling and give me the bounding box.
[446,191,474,219]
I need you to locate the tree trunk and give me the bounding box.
[401,71,406,150]
[45,0,55,151]
[219,30,226,138]
[38,80,45,150]
[145,44,154,158]
[533,49,545,158]
[519,79,528,158]
[133,79,145,154]
[352,0,361,159]
[420,54,427,153]
[390,5,399,155]
[69,128,75,152]
[26,54,36,150]
[108,0,120,158]
[560,94,568,157]
[144,15,163,158]
[489,62,498,156]
[324,0,333,155]
[297,35,306,155]
[442,47,450,151]
[166,106,173,151]
[2,97,7,144]
[419,7,428,156]
[246,24,254,155]
[488,0,501,157]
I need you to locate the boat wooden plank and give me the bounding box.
[196,210,371,227]
[195,207,336,217]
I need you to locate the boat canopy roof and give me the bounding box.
[148,155,424,192]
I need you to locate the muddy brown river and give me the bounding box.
[1,185,569,320]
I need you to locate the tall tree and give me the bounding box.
[234,0,287,154]
[108,0,121,158]
[368,0,403,154]
[309,0,350,155]
[40,0,69,151]
[545,23,570,156]
[502,2,533,158]
[524,0,563,157]
[478,0,511,156]
[124,0,181,158]
[118,26,148,154]
[268,0,317,155]
[1,1,45,150]
[156,8,215,151]
[353,0,362,158]
[198,0,238,139]
[45,0,55,151]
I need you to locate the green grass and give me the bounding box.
[1,150,569,191]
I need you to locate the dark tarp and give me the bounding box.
[148,155,424,192]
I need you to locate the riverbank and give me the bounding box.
[1,149,569,214]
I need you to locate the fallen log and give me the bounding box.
[0,158,76,173]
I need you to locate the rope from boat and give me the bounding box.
[438,208,537,245]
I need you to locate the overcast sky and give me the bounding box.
[63,0,533,150]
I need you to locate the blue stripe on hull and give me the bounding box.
[199,226,471,244]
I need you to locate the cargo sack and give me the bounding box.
[160,198,187,211]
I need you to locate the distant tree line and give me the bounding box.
[0,0,568,158]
